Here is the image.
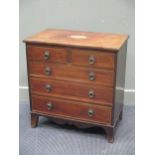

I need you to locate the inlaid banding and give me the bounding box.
[69,35,88,39]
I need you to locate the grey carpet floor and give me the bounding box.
[19,102,135,155]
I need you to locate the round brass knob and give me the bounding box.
[88,56,95,65]
[88,90,95,98]
[88,109,94,117]
[45,84,52,92]
[45,67,51,76]
[88,71,95,81]
[44,51,50,60]
[47,102,53,110]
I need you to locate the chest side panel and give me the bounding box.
[113,42,127,125]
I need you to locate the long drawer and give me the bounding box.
[30,78,113,106]
[29,62,114,87]
[32,95,112,124]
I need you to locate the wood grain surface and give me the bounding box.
[32,95,112,124]
[70,48,115,69]
[24,29,128,50]
[30,77,113,106]
[27,45,68,63]
[29,62,114,87]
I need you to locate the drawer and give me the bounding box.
[29,62,114,87]
[30,78,113,106]
[27,45,68,63]
[32,95,112,124]
[71,49,115,69]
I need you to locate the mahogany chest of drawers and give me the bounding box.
[24,29,128,143]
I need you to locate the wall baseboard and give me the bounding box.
[19,87,29,102]
[19,87,135,105]
[124,90,135,105]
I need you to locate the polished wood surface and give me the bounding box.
[32,95,112,124]
[113,42,127,125]
[24,29,128,143]
[31,113,39,128]
[29,62,114,87]
[24,29,128,50]
[27,45,68,63]
[70,48,115,69]
[30,77,113,106]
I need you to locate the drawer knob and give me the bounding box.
[45,84,52,92]
[88,90,95,98]
[44,51,50,60]
[88,56,95,65]
[89,71,95,81]
[88,109,94,117]
[45,67,52,76]
[47,102,53,110]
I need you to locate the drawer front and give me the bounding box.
[71,49,115,69]
[27,45,68,63]
[29,62,114,87]
[30,78,113,106]
[32,95,112,124]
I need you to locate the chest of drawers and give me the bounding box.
[24,29,128,143]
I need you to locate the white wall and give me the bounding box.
[19,0,135,105]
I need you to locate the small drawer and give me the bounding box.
[32,95,112,124]
[71,49,115,69]
[29,62,114,87]
[27,45,68,63]
[30,78,113,106]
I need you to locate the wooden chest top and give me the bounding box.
[24,29,128,50]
